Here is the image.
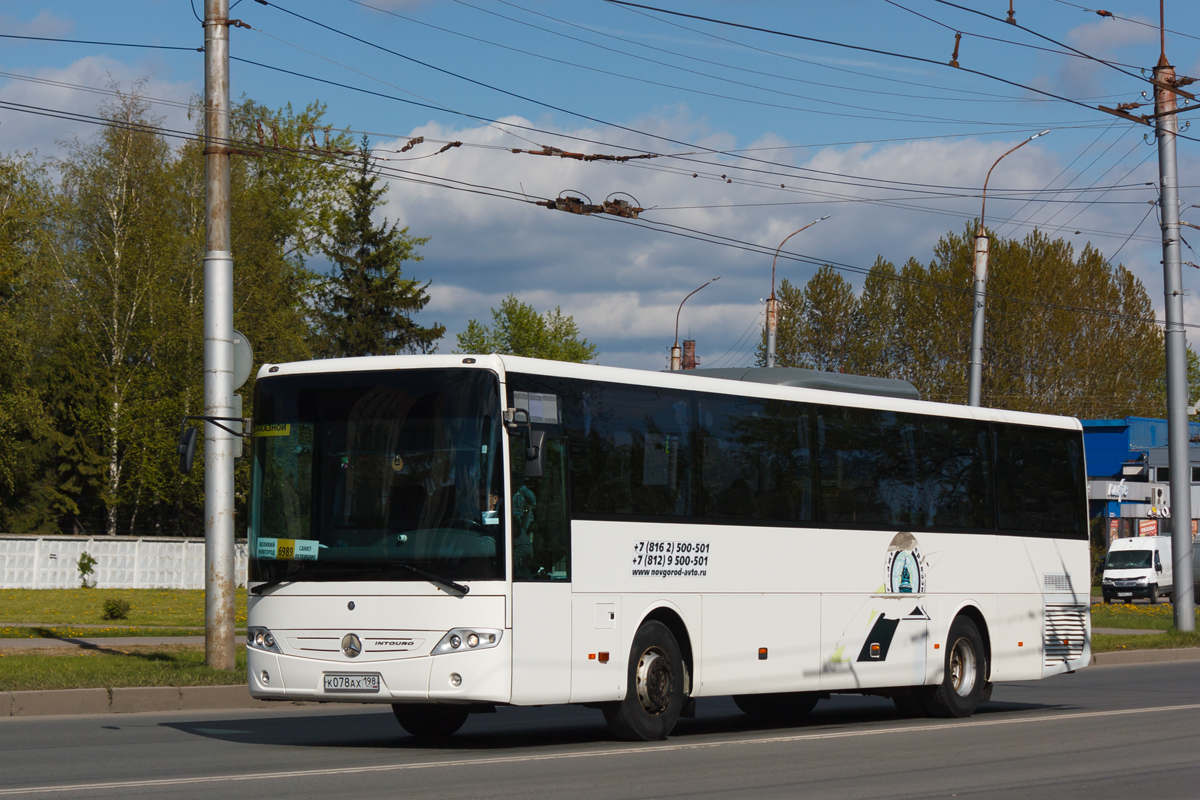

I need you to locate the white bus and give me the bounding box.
[245,354,1091,741]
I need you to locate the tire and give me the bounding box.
[602,620,686,741]
[1148,585,1158,605]
[920,615,986,719]
[391,704,470,738]
[733,691,819,720]
[893,692,929,718]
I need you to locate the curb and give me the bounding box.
[0,685,314,718]
[1090,647,1200,667]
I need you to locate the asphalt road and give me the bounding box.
[0,662,1196,800]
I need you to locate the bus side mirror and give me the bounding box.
[526,430,546,480]
[178,426,198,475]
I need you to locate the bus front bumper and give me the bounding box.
[246,636,512,705]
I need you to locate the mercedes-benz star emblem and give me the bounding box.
[341,633,362,658]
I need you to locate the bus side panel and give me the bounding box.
[698,594,819,697]
[511,583,572,705]
[990,594,1045,681]
[569,594,623,703]
[820,594,928,692]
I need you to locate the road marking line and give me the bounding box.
[1,703,1197,796]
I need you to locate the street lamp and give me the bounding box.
[671,276,720,371]
[967,129,1049,406]
[767,215,830,368]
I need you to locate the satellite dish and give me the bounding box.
[232,330,254,390]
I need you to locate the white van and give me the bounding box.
[1101,536,1172,604]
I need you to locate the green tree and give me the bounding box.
[456,295,597,362]
[0,154,52,510]
[2,91,359,537]
[755,266,857,371]
[764,224,1163,418]
[315,137,443,357]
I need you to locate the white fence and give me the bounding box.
[0,535,247,589]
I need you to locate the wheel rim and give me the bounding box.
[948,636,977,698]
[635,646,673,716]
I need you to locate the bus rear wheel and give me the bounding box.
[603,620,686,741]
[391,704,470,738]
[733,692,819,720]
[921,615,986,719]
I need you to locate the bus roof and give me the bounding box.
[256,354,1081,432]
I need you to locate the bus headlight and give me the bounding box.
[432,628,503,655]
[247,626,281,653]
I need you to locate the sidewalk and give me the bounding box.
[0,685,311,718]
[0,636,205,649]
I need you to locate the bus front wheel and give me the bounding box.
[921,615,986,719]
[603,621,686,741]
[391,703,470,738]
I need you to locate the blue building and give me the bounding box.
[1082,417,1200,543]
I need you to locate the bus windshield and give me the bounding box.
[249,369,505,584]
[1104,549,1152,570]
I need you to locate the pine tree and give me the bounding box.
[316,137,444,357]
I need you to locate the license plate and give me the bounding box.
[324,673,381,693]
[1117,592,1132,597]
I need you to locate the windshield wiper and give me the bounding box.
[249,562,470,596]
[394,563,470,596]
[250,565,366,595]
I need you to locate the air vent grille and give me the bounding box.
[1044,604,1087,666]
[1043,573,1073,592]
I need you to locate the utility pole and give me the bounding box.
[1153,15,1195,631]
[203,0,237,669]
[767,215,829,368]
[967,130,1049,407]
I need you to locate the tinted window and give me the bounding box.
[698,396,813,521]
[816,406,921,526]
[574,383,692,517]
[994,424,1086,537]
[919,416,991,530]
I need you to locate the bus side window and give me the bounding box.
[511,434,570,581]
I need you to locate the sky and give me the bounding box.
[3,0,1200,372]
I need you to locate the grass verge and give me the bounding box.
[0,645,247,691]
[0,588,247,632]
[1090,601,1200,631]
[1092,630,1200,653]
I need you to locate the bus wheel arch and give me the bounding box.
[922,611,988,718]
[640,605,695,696]
[603,617,688,740]
[946,603,992,684]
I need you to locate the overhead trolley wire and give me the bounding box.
[449,0,1086,106]
[253,1,1123,194]
[600,0,1200,143]
[1048,0,1200,44]
[1,96,1180,338]
[0,33,202,52]
[882,0,1142,68]
[338,0,1062,127]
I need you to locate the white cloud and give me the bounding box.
[0,10,74,39]
[0,57,197,158]
[373,110,1170,368]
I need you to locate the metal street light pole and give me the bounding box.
[967,129,1049,407]
[767,215,830,368]
[1153,26,1194,630]
[671,277,719,371]
[203,0,237,670]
